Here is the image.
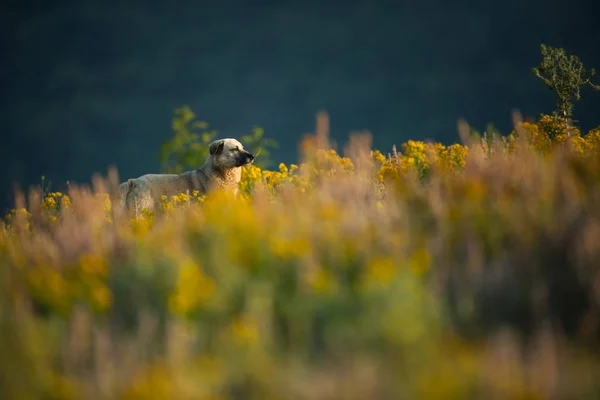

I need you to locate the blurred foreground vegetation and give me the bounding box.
[2,108,600,399]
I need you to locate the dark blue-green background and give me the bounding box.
[2,0,599,211]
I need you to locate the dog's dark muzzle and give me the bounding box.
[237,152,255,166]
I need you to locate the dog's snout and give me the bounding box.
[237,151,255,166]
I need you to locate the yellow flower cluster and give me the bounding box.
[240,162,305,196]
[159,190,206,215]
[23,253,112,317]
[505,115,600,158]
[40,192,71,224]
[168,257,215,316]
[376,140,469,186]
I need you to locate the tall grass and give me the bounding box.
[2,113,600,399]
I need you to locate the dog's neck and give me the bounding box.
[199,164,242,189]
[213,167,241,187]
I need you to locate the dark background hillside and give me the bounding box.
[1,0,599,212]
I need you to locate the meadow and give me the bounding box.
[2,112,600,399]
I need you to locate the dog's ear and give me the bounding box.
[209,139,225,155]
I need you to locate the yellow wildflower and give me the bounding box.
[169,258,215,316]
[61,195,72,208]
[584,127,600,153]
[90,283,112,313]
[278,163,288,175]
[371,150,387,164]
[159,195,173,213]
[43,196,57,208]
[79,253,108,278]
[230,314,259,346]
[366,257,396,286]
[270,236,311,259]
[307,267,334,294]
[130,212,154,238]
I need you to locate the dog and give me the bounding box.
[118,138,254,213]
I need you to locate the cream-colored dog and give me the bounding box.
[118,138,254,212]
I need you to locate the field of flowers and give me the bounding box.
[2,113,600,399]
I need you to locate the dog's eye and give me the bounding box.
[232,148,239,152]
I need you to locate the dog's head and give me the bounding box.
[209,138,255,169]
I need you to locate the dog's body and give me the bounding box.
[118,138,254,212]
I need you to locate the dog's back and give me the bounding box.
[118,172,206,213]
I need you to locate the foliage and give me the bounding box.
[158,106,278,173]
[532,44,600,122]
[2,114,600,399]
[158,106,218,174]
